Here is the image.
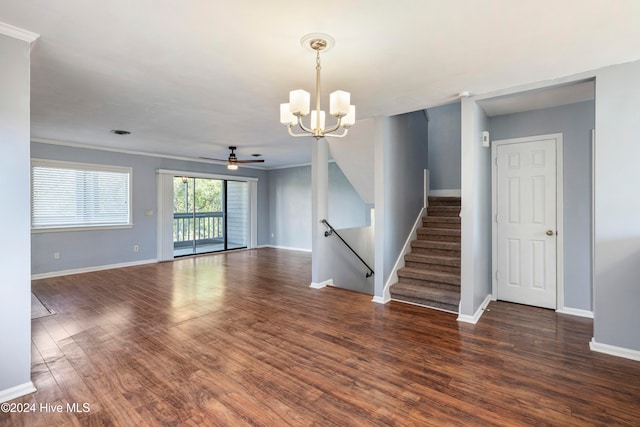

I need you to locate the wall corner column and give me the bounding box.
[0,23,39,402]
[310,138,331,288]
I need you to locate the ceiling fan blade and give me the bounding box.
[199,156,228,162]
[201,146,265,165]
[234,159,265,163]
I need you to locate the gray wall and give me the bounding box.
[328,162,370,229]
[326,157,374,295]
[458,60,640,353]
[31,142,269,275]
[267,165,312,250]
[0,34,32,396]
[427,102,462,191]
[378,111,429,292]
[32,142,368,274]
[328,117,376,204]
[593,61,640,351]
[267,162,370,251]
[460,99,492,316]
[489,100,595,311]
[324,225,374,294]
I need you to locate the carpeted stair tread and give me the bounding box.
[427,196,461,207]
[411,240,460,251]
[395,277,461,291]
[390,282,460,312]
[391,282,460,301]
[404,253,460,267]
[423,216,461,224]
[404,256,460,275]
[417,227,461,242]
[398,267,461,285]
[418,227,460,236]
[427,206,461,217]
[422,217,461,230]
[411,243,460,257]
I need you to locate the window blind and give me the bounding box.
[31,160,131,230]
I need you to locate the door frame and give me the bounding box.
[156,169,258,261]
[491,133,564,310]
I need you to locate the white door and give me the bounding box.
[495,137,557,309]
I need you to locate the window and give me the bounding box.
[31,159,132,231]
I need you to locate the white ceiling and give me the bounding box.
[1,1,639,168]
[479,80,595,117]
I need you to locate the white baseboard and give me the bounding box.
[590,338,640,362]
[259,244,312,253]
[31,259,158,280]
[372,295,390,304]
[380,208,426,302]
[0,381,36,403]
[457,294,492,324]
[556,307,594,319]
[310,279,333,289]
[430,189,461,197]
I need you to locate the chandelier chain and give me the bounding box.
[315,50,322,132]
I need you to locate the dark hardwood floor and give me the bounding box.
[4,248,640,426]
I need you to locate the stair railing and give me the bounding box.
[321,219,374,278]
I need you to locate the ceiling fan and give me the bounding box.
[200,146,264,170]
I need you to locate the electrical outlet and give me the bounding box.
[133,245,139,252]
[54,251,60,260]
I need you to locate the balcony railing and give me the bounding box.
[173,211,223,248]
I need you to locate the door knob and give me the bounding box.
[546,230,554,236]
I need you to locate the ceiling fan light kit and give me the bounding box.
[280,33,355,139]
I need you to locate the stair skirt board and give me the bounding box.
[382,207,427,301]
[390,297,459,315]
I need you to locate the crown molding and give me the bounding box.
[0,22,40,43]
[31,137,268,170]
[31,137,321,171]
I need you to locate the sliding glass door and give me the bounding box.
[226,181,248,250]
[173,176,247,257]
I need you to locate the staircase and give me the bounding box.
[390,196,461,313]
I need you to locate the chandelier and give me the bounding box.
[280,34,355,139]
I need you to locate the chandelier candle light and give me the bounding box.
[280,34,355,139]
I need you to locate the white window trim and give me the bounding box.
[31,158,133,232]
